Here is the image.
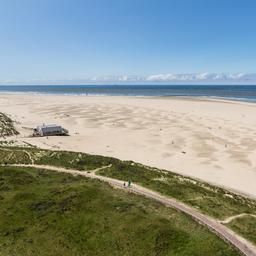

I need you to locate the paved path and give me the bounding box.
[5,164,256,256]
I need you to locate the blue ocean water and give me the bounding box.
[1,85,256,102]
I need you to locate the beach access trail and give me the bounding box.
[5,163,256,256]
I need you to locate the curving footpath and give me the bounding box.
[220,213,256,224]
[5,164,256,256]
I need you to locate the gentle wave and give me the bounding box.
[1,85,256,102]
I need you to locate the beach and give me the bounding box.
[1,93,256,198]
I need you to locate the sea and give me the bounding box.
[1,85,256,102]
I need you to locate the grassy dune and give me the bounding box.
[0,113,19,137]
[227,216,256,245]
[0,146,256,245]
[0,166,240,256]
[1,147,255,220]
[97,162,256,220]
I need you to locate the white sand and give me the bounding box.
[1,94,256,198]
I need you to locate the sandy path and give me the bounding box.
[1,94,256,198]
[220,213,256,224]
[5,163,256,256]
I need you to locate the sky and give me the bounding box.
[0,0,256,85]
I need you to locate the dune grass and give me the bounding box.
[0,146,256,220]
[0,166,241,256]
[96,162,256,220]
[0,146,116,169]
[226,216,256,245]
[0,113,19,137]
[0,146,256,245]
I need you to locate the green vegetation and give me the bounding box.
[0,146,256,220]
[0,146,256,245]
[0,146,116,169]
[0,166,240,256]
[0,113,19,137]
[226,216,256,244]
[97,162,256,220]
[34,150,116,170]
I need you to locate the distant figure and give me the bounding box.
[128,180,131,187]
[123,182,126,187]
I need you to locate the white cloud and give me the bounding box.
[145,73,256,82]
[89,75,144,82]
[1,73,256,85]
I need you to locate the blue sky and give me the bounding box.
[1,0,256,84]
